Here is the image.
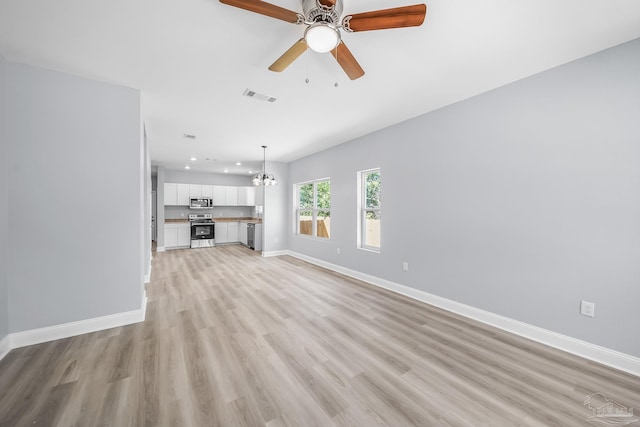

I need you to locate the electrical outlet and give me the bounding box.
[402,261,409,271]
[337,248,341,254]
[580,300,595,318]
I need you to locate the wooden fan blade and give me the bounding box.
[269,39,308,72]
[342,4,426,32]
[318,0,336,7]
[219,0,301,23]
[331,42,365,80]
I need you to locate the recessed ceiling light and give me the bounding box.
[248,170,253,174]
[223,169,228,173]
[236,162,242,166]
[184,165,191,170]
[189,157,197,161]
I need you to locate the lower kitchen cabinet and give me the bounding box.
[239,222,248,246]
[165,228,178,248]
[228,222,239,242]
[215,222,228,244]
[164,223,190,249]
[216,222,240,244]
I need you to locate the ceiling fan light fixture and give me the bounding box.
[304,23,340,53]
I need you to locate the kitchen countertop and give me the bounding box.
[164,217,262,224]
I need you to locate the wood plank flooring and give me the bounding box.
[0,245,638,426]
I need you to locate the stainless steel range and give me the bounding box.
[189,214,215,248]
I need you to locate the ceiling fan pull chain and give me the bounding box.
[305,48,310,84]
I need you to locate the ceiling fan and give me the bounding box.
[219,0,427,80]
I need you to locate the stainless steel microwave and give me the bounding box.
[190,198,213,209]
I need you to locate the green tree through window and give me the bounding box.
[360,169,380,250]
[296,179,331,238]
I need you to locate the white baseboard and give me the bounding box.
[144,262,152,284]
[0,334,10,362]
[262,250,289,258]
[0,292,148,361]
[156,246,166,252]
[286,250,640,377]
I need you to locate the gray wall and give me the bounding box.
[6,62,144,332]
[164,170,252,186]
[263,161,288,253]
[0,56,8,342]
[288,38,640,357]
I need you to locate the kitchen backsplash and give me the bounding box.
[164,206,256,220]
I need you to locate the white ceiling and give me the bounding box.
[2,0,640,175]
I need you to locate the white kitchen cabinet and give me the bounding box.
[228,222,239,242]
[213,185,226,206]
[164,223,190,249]
[178,226,191,247]
[165,182,251,206]
[225,186,238,206]
[164,183,190,206]
[215,222,228,243]
[201,185,213,198]
[164,183,177,205]
[239,222,248,245]
[237,186,256,206]
[164,227,178,247]
[177,184,190,205]
[189,184,202,198]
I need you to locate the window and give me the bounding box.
[296,179,331,239]
[359,169,380,250]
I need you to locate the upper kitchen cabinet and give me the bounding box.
[237,186,256,206]
[165,182,257,207]
[189,184,201,198]
[164,183,190,206]
[201,185,213,198]
[211,185,238,206]
[225,186,238,206]
[212,185,226,205]
[189,184,213,199]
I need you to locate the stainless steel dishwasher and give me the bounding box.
[247,223,255,249]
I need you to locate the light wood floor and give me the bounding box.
[1,245,638,426]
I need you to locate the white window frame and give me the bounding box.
[295,178,331,240]
[358,168,381,252]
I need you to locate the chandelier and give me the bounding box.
[253,145,278,186]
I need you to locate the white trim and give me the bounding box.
[0,292,148,361]
[0,335,10,362]
[144,262,152,284]
[156,246,166,252]
[262,250,289,258]
[285,250,640,377]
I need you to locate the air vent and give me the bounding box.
[243,88,277,103]
[183,134,197,140]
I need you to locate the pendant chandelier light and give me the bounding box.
[253,145,278,186]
